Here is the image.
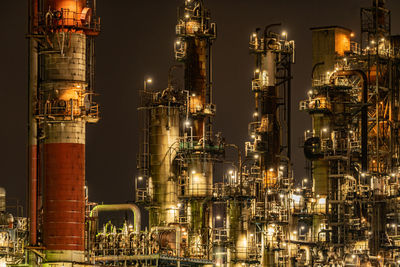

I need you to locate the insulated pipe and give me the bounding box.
[28,0,39,246]
[331,70,368,171]
[90,204,141,233]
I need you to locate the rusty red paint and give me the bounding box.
[43,143,85,251]
[29,145,37,245]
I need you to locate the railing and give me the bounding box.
[42,9,101,33]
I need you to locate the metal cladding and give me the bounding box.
[43,123,86,251]
[27,0,100,262]
[148,106,180,227]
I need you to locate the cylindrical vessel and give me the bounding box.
[185,37,207,139]
[259,49,280,184]
[148,106,180,227]
[40,25,88,262]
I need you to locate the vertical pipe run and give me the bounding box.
[28,0,39,247]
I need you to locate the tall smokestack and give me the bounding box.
[28,0,100,263]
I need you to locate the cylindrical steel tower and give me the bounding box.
[28,0,100,263]
[175,0,217,258]
[148,106,180,227]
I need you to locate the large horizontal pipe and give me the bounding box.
[91,204,141,233]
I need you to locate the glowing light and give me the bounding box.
[293,231,297,235]
[303,178,308,183]
[76,85,81,88]
[322,128,328,132]
[252,33,257,38]
[176,40,181,45]
[371,40,375,44]
[255,69,260,73]
[251,134,256,139]
[352,254,356,259]
[229,170,233,175]
[216,215,221,220]
[392,224,396,228]
[128,224,133,229]
[185,120,191,126]
[327,71,330,75]
[177,203,182,208]
[361,173,366,177]
[279,166,285,170]
[267,226,275,235]
[146,78,153,83]
[301,226,305,230]
[317,197,326,205]
[350,33,355,37]
[191,170,196,174]
[138,176,143,181]
[279,194,284,198]
[254,154,259,159]
[253,112,259,117]
[381,38,385,42]
[281,31,287,36]
[269,168,274,172]
[192,93,196,97]
[185,13,190,19]
[292,194,302,204]
[308,90,313,95]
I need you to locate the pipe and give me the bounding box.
[331,70,368,171]
[28,0,39,246]
[91,204,141,233]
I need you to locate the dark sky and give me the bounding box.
[1,0,400,212]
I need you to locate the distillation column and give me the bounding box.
[28,0,100,263]
[234,27,294,266]
[174,0,217,258]
[148,105,180,227]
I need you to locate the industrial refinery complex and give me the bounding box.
[2,0,400,266]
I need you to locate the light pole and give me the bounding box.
[302,178,308,189]
[144,77,152,91]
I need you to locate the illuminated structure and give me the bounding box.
[27,0,100,265]
[297,0,400,265]
[3,0,400,267]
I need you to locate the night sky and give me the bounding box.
[1,0,400,213]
